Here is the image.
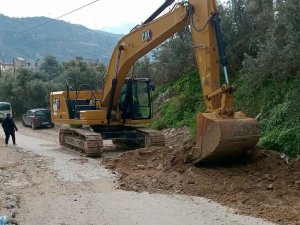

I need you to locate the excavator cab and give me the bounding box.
[119,77,153,121]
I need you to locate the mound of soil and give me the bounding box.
[103,129,300,225]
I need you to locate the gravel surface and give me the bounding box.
[0,121,282,225]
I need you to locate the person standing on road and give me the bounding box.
[2,113,18,146]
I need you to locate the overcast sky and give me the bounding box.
[0,0,168,32]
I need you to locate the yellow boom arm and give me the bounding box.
[101,3,188,108]
[51,0,260,163]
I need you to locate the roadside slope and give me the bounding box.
[103,128,300,225]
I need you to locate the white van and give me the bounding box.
[0,102,12,122]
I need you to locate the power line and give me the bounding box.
[21,0,100,34]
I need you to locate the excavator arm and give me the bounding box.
[101,2,188,109]
[100,0,260,163]
[51,0,260,162]
[102,0,236,119]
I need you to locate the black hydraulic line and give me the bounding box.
[142,0,174,24]
[66,80,70,99]
[211,12,229,83]
[121,78,133,120]
[211,12,227,67]
[107,45,124,124]
[107,78,117,124]
[147,82,153,119]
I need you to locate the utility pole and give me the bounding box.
[0,51,7,77]
[0,51,3,77]
[13,59,15,75]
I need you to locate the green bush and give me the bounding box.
[151,118,168,130]
[151,70,204,135]
[259,127,300,157]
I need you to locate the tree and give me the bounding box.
[218,0,274,75]
[62,60,106,90]
[152,29,195,84]
[39,55,62,81]
[0,57,105,116]
[132,56,152,79]
[236,0,300,156]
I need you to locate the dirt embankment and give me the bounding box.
[103,128,300,225]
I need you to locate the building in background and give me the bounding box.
[14,57,39,70]
[0,63,14,73]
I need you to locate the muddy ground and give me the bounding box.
[1,123,282,225]
[103,127,300,225]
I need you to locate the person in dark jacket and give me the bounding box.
[2,113,18,146]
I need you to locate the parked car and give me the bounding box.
[0,102,12,122]
[22,108,54,129]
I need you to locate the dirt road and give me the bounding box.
[104,129,300,225]
[0,122,285,225]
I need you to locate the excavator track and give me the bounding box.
[59,127,103,157]
[136,127,166,147]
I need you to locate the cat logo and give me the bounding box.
[141,29,152,42]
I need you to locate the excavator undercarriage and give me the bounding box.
[59,127,103,157]
[58,126,165,157]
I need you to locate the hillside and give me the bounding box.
[0,14,122,64]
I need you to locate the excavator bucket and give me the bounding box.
[190,112,260,164]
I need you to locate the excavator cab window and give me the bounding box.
[120,78,153,120]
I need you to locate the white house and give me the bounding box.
[14,57,39,70]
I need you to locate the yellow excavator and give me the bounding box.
[50,0,260,163]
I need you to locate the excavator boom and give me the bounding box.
[100,0,260,162]
[101,2,188,108]
[50,0,260,162]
